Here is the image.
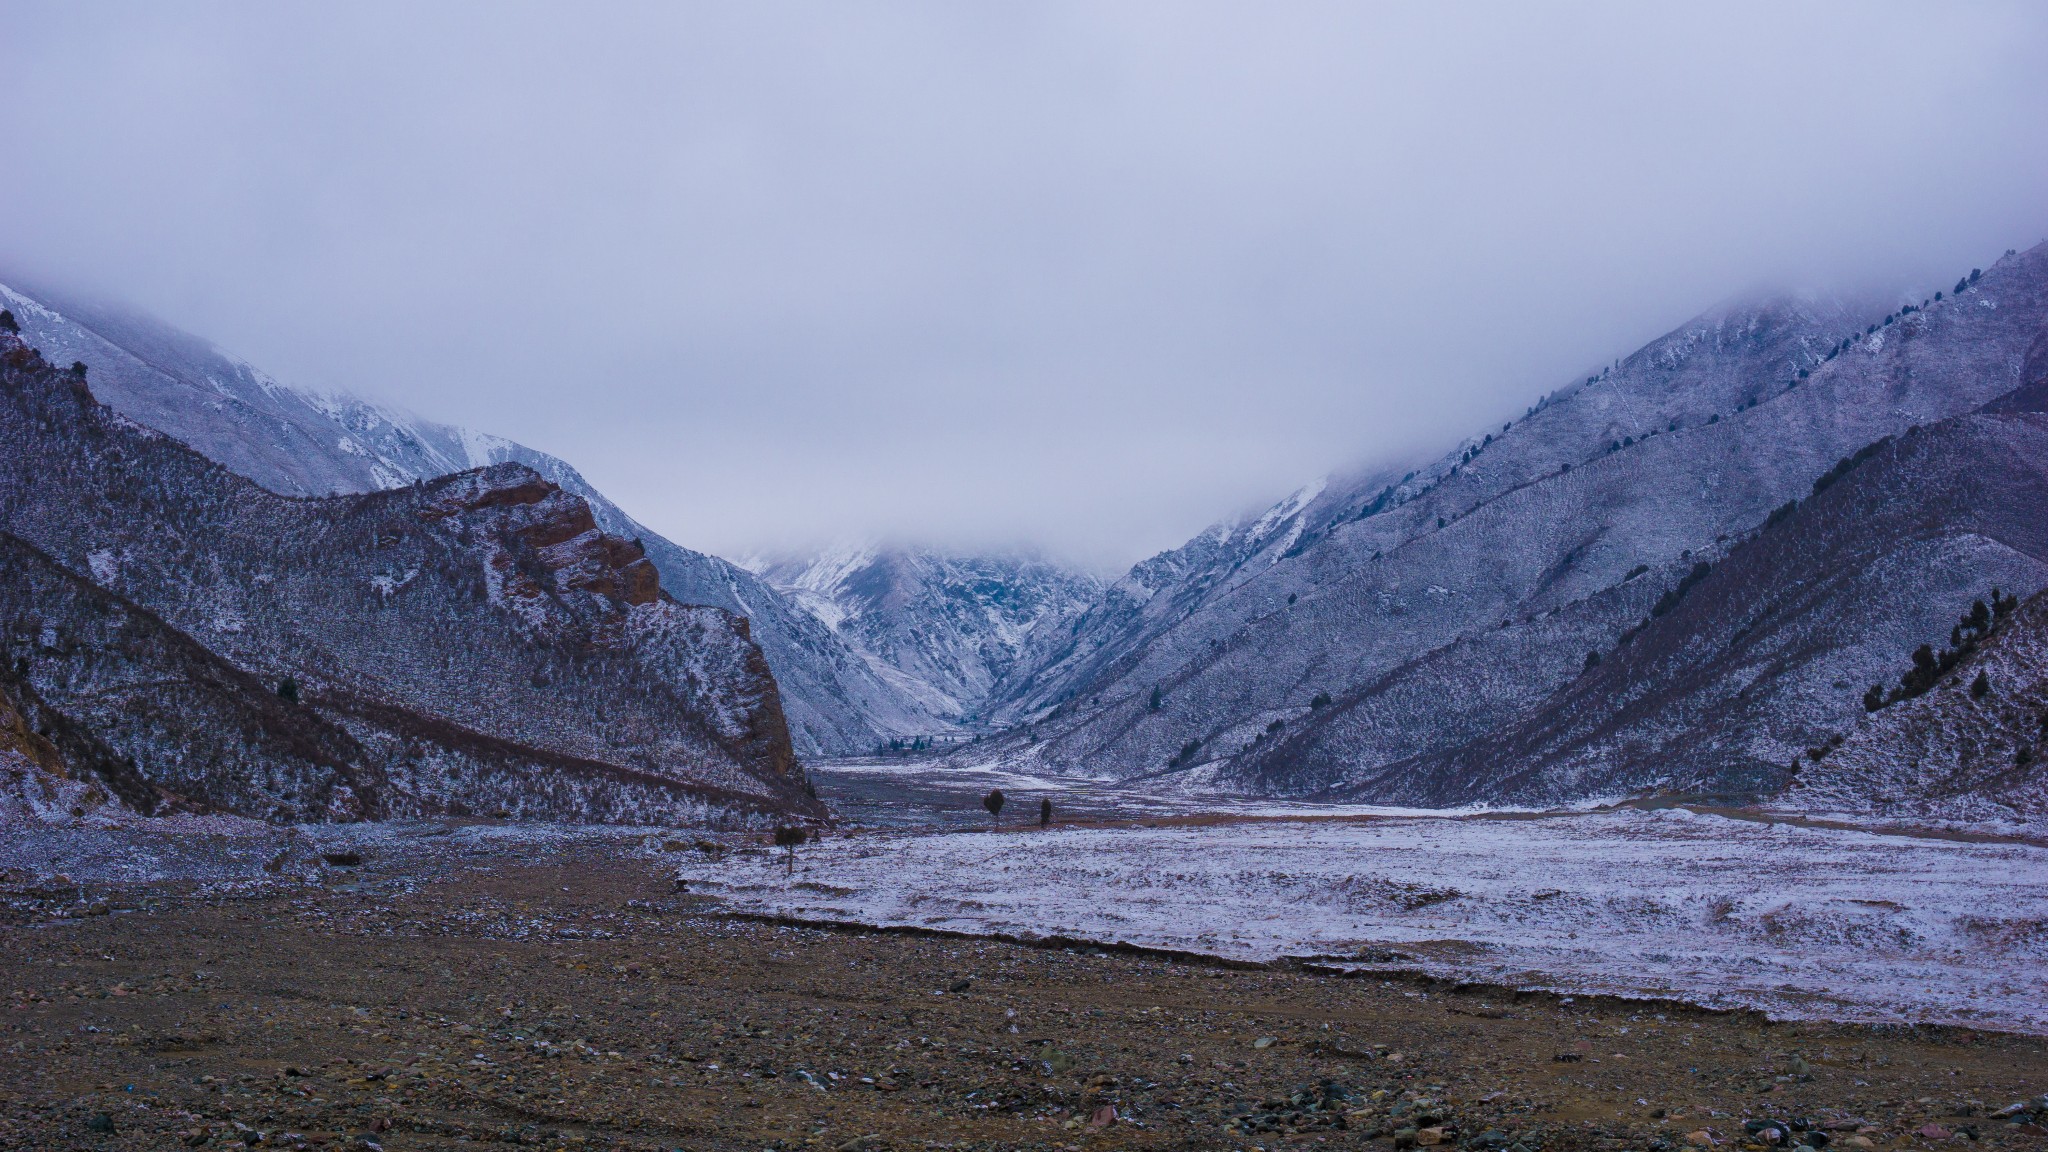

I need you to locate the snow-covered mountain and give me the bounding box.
[750,545,1102,730]
[1,326,820,822]
[956,243,2048,808]
[0,278,949,756]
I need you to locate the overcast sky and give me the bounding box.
[3,2,2047,570]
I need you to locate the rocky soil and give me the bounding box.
[3,832,2045,1152]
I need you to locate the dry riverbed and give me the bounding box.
[2,831,2046,1152]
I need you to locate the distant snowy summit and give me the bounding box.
[746,543,1102,732]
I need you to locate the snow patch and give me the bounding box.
[86,550,118,585]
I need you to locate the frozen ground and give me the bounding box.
[678,807,2048,1034]
[808,755,1476,828]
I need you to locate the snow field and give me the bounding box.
[678,808,2048,1032]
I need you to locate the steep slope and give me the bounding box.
[0,635,156,822]
[1783,584,2048,831]
[0,326,818,823]
[984,287,1892,727]
[1298,410,2048,805]
[0,279,943,755]
[966,245,2044,800]
[753,546,1101,728]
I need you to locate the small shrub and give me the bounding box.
[277,676,300,703]
[1309,691,1332,710]
[773,826,809,874]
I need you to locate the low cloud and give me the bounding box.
[3,1,2045,569]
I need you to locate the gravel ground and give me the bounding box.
[3,831,2046,1152]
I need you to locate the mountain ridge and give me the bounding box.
[0,277,953,756]
[0,326,819,823]
[948,244,2048,812]
[750,543,1103,732]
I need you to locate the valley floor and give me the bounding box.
[3,832,2047,1152]
[680,807,2048,1036]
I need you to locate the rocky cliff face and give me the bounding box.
[960,244,2048,806]
[0,327,817,824]
[0,278,945,756]
[753,545,1102,729]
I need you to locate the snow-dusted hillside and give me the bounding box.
[752,545,1101,728]
[1,328,819,822]
[0,278,946,755]
[1786,582,2048,833]
[959,245,2048,807]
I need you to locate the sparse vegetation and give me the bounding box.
[773,825,808,875]
[1811,436,1893,497]
[1649,560,1712,618]
[1867,589,2018,710]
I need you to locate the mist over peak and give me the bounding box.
[2,2,2045,571]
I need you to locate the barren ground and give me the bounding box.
[3,835,2046,1152]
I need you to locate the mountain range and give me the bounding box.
[945,242,2048,826]
[748,545,1102,734]
[5,237,2045,829]
[0,280,1046,757]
